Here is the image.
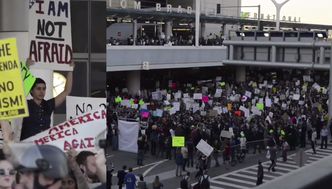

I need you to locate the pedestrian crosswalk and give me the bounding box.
[208,146,332,189]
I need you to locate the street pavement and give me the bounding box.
[109,142,332,189]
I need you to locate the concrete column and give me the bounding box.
[272,45,277,62]
[165,21,172,41]
[201,22,206,39]
[195,0,200,47]
[127,71,141,96]
[229,45,234,60]
[320,46,325,64]
[133,19,137,45]
[236,67,246,82]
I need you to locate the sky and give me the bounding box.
[241,0,332,25]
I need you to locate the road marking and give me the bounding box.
[142,159,169,177]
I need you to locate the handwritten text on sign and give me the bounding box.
[66,96,107,120]
[0,38,29,120]
[29,0,72,70]
[24,109,106,151]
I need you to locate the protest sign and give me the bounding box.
[196,139,214,157]
[118,120,139,153]
[66,96,106,120]
[0,38,29,120]
[265,98,272,107]
[152,91,162,100]
[172,136,185,147]
[172,102,180,112]
[20,62,36,96]
[24,109,106,151]
[245,91,252,98]
[220,130,231,138]
[256,103,264,110]
[29,0,73,70]
[193,93,202,100]
[293,94,300,101]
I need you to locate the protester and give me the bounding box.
[60,171,78,189]
[311,128,317,154]
[117,165,127,189]
[75,150,106,189]
[180,172,190,189]
[199,170,210,189]
[15,145,69,189]
[152,176,163,189]
[0,151,15,189]
[136,175,147,189]
[124,168,136,189]
[20,62,74,141]
[256,160,264,185]
[320,126,328,149]
[175,148,184,177]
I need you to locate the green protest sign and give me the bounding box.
[172,136,185,147]
[20,62,36,96]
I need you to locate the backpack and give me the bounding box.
[200,175,210,189]
[180,177,188,189]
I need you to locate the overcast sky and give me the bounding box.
[241,0,332,25]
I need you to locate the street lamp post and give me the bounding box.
[271,0,290,31]
[329,43,332,118]
[195,0,200,47]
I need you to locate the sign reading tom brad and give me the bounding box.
[29,0,73,71]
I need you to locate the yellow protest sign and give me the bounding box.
[172,136,185,147]
[0,38,29,120]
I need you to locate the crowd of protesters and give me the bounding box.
[107,69,331,188]
[108,32,224,46]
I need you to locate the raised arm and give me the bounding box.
[55,62,74,107]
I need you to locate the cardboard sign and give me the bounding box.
[66,96,106,120]
[172,136,185,147]
[256,103,264,110]
[193,93,202,100]
[220,130,231,138]
[152,91,162,100]
[29,0,73,71]
[20,62,36,96]
[24,109,106,151]
[196,139,214,156]
[0,38,29,120]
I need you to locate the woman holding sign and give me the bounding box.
[20,61,74,141]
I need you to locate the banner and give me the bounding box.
[66,96,107,120]
[29,0,73,71]
[24,109,106,151]
[172,136,185,147]
[196,139,214,157]
[118,120,139,153]
[0,38,29,120]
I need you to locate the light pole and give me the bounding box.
[329,43,332,118]
[271,0,290,31]
[195,0,200,46]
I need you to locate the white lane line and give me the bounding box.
[261,164,293,172]
[216,176,256,186]
[211,186,224,189]
[238,170,276,179]
[210,180,249,189]
[142,159,169,177]
[231,172,262,180]
[276,162,299,168]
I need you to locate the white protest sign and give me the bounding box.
[196,139,214,157]
[174,92,182,100]
[118,120,140,153]
[172,102,181,112]
[213,107,222,115]
[245,91,252,98]
[312,83,321,91]
[166,94,171,100]
[121,100,131,108]
[66,96,106,120]
[220,130,231,138]
[293,94,300,100]
[193,93,202,100]
[240,106,250,117]
[265,98,272,107]
[29,0,73,71]
[183,93,189,98]
[152,91,162,100]
[214,89,222,98]
[24,109,106,152]
[202,87,208,94]
[303,75,311,82]
[192,103,200,113]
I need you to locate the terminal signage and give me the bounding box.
[107,0,193,14]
